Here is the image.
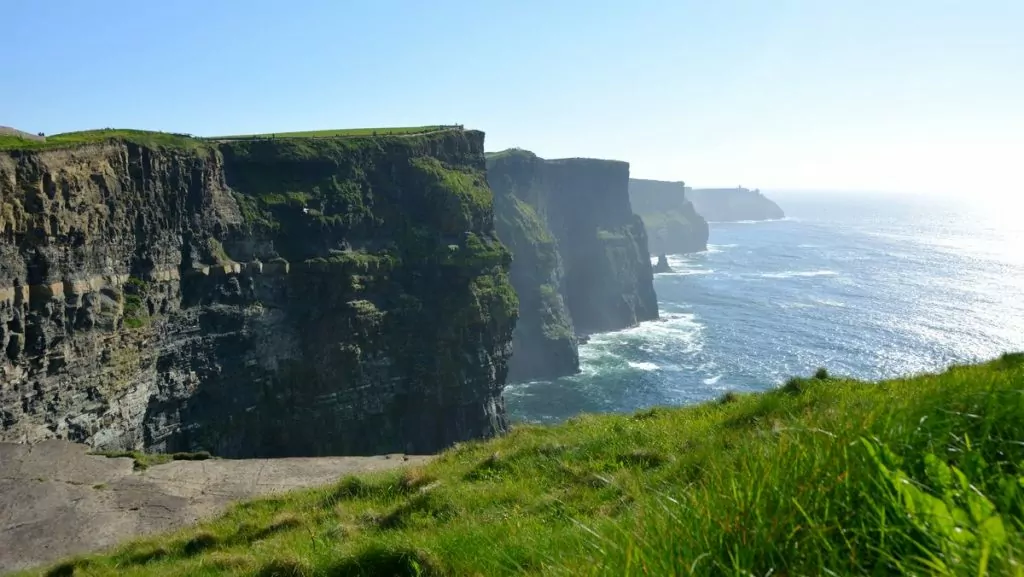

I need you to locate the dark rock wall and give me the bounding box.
[488,152,578,382]
[487,150,658,380]
[0,130,517,457]
[628,178,709,254]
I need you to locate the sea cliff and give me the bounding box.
[628,178,709,254]
[0,128,517,457]
[488,149,658,381]
[687,186,784,222]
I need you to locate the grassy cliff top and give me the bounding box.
[0,129,209,152]
[486,148,539,162]
[25,353,1024,576]
[0,125,464,152]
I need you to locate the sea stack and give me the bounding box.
[653,254,673,274]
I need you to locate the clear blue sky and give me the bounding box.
[3,0,1022,196]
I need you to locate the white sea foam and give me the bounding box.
[666,255,690,268]
[706,244,737,254]
[579,312,705,359]
[704,242,737,254]
[627,361,660,371]
[703,374,722,385]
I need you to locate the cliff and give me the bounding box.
[628,178,709,254]
[0,128,517,457]
[687,186,785,222]
[487,149,658,381]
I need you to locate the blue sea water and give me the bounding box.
[505,192,1024,424]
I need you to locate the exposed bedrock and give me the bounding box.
[0,129,517,457]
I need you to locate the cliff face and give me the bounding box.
[487,150,657,380]
[0,129,517,457]
[687,187,784,222]
[628,178,709,254]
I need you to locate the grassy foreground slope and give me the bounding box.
[30,354,1024,576]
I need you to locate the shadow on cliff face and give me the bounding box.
[141,239,512,458]
[487,150,659,383]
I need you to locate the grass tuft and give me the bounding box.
[181,531,219,556]
[253,555,313,577]
[718,390,740,404]
[326,544,440,577]
[42,561,78,577]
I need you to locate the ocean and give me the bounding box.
[505,191,1024,424]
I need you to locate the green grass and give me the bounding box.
[486,147,539,162]
[120,277,150,330]
[208,125,455,140]
[0,129,208,152]
[0,125,463,151]
[28,354,1024,576]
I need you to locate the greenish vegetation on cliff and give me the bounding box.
[30,354,1024,576]
[491,174,578,381]
[488,151,580,381]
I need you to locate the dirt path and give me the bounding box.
[0,441,431,574]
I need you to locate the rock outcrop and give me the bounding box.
[487,149,658,381]
[628,178,709,254]
[0,129,517,457]
[687,186,784,222]
[653,254,672,274]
